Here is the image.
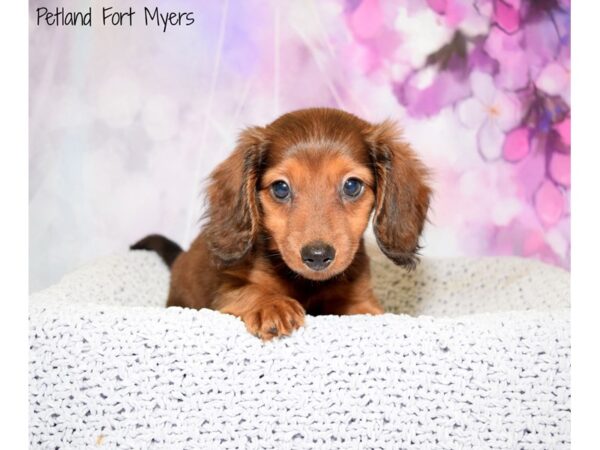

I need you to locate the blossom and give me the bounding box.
[493,0,520,34]
[393,5,453,68]
[394,31,496,118]
[456,71,521,160]
[549,152,570,187]
[484,27,530,90]
[502,127,530,162]
[536,62,570,104]
[394,66,471,118]
[426,0,491,35]
[548,117,570,188]
[347,0,384,40]
[534,180,565,227]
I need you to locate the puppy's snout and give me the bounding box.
[301,242,336,271]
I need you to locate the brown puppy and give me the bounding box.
[132,108,431,340]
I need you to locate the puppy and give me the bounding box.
[132,108,431,340]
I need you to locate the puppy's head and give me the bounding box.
[204,108,431,280]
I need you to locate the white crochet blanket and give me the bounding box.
[29,249,570,449]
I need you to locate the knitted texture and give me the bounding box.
[29,250,570,449]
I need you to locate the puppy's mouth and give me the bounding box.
[294,264,342,281]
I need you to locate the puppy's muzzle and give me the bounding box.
[301,242,336,271]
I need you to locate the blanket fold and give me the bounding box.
[29,250,570,449]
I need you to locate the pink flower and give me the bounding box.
[524,15,562,72]
[554,117,570,146]
[395,66,471,118]
[493,0,520,34]
[456,71,521,160]
[502,126,530,162]
[348,0,384,40]
[427,0,448,14]
[426,0,492,36]
[549,152,570,187]
[484,27,530,90]
[484,12,565,92]
[536,62,570,104]
[426,0,468,27]
[534,180,565,227]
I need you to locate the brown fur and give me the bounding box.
[137,108,431,340]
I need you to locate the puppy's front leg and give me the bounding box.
[217,285,305,340]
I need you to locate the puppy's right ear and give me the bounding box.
[203,127,268,264]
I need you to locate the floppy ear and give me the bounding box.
[203,126,268,264]
[364,120,432,269]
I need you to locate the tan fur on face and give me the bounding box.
[156,108,432,341]
[260,149,375,280]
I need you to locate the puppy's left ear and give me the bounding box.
[364,120,432,269]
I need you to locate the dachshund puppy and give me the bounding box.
[132,108,431,340]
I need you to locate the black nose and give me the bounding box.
[301,242,336,271]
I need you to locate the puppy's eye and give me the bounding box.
[342,178,364,199]
[271,180,291,201]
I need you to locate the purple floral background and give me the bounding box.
[29,0,570,291]
[352,0,571,269]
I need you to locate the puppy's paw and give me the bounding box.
[242,297,305,341]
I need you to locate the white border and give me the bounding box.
[571,1,600,448]
[4,1,593,447]
[0,0,28,446]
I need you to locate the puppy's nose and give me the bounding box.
[301,242,336,271]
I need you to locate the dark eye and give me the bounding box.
[342,178,363,198]
[271,180,291,200]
